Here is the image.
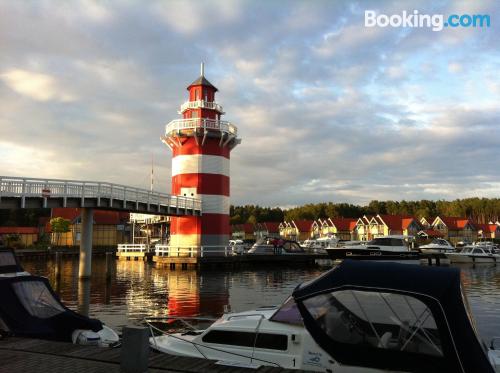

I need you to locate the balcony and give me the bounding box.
[164,118,238,138]
[179,100,225,114]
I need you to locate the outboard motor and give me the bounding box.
[72,329,101,346]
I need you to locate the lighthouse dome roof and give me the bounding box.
[187,75,218,92]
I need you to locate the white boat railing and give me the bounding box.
[117,244,149,253]
[179,100,224,114]
[0,176,202,212]
[165,118,238,137]
[145,319,280,368]
[154,245,232,257]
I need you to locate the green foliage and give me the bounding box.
[50,217,71,247]
[231,198,500,223]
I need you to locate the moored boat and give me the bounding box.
[0,247,119,346]
[325,235,420,262]
[446,246,500,264]
[419,238,455,254]
[147,260,498,372]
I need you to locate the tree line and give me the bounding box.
[230,198,500,225]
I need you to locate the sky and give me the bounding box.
[0,0,499,207]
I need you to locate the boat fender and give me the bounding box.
[72,329,101,346]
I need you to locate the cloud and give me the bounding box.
[0,0,498,207]
[1,69,76,102]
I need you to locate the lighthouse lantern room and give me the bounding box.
[161,64,240,250]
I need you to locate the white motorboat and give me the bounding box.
[325,235,420,262]
[302,237,339,254]
[147,260,499,373]
[228,239,245,255]
[446,246,500,264]
[0,247,119,346]
[247,239,304,255]
[419,238,455,254]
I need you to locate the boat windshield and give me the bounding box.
[12,280,65,319]
[303,289,443,357]
[270,296,303,325]
[367,238,407,247]
[0,251,17,267]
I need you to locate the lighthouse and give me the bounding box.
[161,64,240,249]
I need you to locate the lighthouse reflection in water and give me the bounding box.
[20,257,500,344]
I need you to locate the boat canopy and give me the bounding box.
[0,275,102,342]
[0,248,24,274]
[292,260,493,373]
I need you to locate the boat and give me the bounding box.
[445,246,500,264]
[228,239,245,255]
[325,235,420,262]
[418,238,456,254]
[247,238,304,255]
[0,247,119,346]
[147,260,499,372]
[302,236,339,254]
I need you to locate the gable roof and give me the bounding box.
[328,218,357,231]
[435,216,475,230]
[376,215,418,231]
[292,220,314,232]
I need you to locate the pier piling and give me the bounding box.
[78,208,94,279]
[121,326,150,373]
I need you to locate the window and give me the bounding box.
[303,290,442,357]
[0,251,16,267]
[12,281,65,319]
[202,330,288,351]
[271,297,303,325]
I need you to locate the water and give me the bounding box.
[21,258,500,344]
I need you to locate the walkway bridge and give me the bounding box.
[0,176,201,216]
[0,176,202,279]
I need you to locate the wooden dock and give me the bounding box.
[0,337,299,373]
[153,254,330,270]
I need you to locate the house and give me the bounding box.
[419,217,434,229]
[476,224,500,239]
[0,227,39,247]
[48,208,129,247]
[376,215,422,237]
[254,222,281,240]
[280,220,314,242]
[231,223,255,241]
[324,218,357,241]
[431,216,478,245]
[354,216,383,241]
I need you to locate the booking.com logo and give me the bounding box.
[365,10,491,31]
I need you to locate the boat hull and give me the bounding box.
[326,247,420,261]
[445,253,500,263]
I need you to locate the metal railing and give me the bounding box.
[165,118,238,137]
[155,245,231,257]
[117,244,148,253]
[179,100,224,114]
[0,176,202,212]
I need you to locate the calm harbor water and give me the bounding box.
[21,257,500,344]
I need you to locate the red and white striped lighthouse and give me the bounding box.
[161,64,240,249]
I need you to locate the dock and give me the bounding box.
[0,337,298,373]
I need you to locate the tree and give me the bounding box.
[50,217,71,247]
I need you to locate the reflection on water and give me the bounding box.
[21,258,500,343]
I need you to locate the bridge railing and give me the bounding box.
[155,245,231,257]
[0,176,201,212]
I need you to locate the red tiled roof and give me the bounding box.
[476,224,498,233]
[292,220,314,232]
[329,218,357,231]
[0,227,39,234]
[377,215,416,231]
[421,229,444,237]
[263,222,280,233]
[437,216,474,230]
